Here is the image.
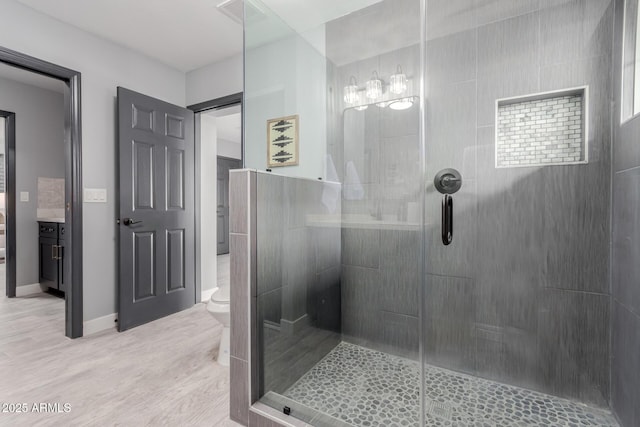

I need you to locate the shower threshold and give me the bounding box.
[282,342,618,427]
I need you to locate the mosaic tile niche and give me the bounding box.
[496,88,587,168]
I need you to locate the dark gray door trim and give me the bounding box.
[217,154,242,162]
[188,91,244,172]
[187,92,242,113]
[0,46,83,339]
[0,110,16,298]
[188,93,243,303]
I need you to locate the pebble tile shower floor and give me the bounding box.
[283,342,619,427]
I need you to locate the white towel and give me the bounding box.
[321,155,341,213]
[325,154,339,182]
[344,161,364,200]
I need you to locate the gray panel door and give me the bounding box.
[117,87,195,331]
[216,157,241,255]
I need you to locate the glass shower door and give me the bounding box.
[245,0,427,425]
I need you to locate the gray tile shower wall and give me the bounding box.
[328,0,423,358]
[423,0,614,407]
[255,172,342,395]
[230,170,342,427]
[329,0,615,407]
[337,104,422,360]
[612,0,640,425]
[230,170,252,426]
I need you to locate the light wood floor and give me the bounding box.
[0,260,241,426]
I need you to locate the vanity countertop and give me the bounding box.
[37,217,65,223]
[306,214,421,231]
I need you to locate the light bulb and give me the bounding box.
[366,71,382,100]
[343,75,359,104]
[343,85,358,104]
[389,65,407,95]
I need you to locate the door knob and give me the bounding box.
[121,218,142,226]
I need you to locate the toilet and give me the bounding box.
[206,286,230,366]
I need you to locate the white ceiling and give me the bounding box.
[263,0,382,35]
[0,62,66,93]
[16,0,243,72]
[15,0,386,73]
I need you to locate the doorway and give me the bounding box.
[189,93,242,302]
[0,113,14,298]
[115,91,243,329]
[0,46,83,338]
[216,156,242,255]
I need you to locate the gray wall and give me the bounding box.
[255,172,342,394]
[244,23,327,180]
[612,0,640,425]
[0,0,186,323]
[0,75,65,287]
[330,0,615,407]
[186,54,242,106]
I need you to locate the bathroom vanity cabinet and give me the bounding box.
[38,221,65,292]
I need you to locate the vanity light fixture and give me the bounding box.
[388,97,414,110]
[365,71,383,100]
[343,76,359,104]
[389,65,407,95]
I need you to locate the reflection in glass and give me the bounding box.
[622,0,640,120]
[365,71,383,100]
[635,0,640,114]
[343,76,359,104]
[389,65,408,95]
[248,0,424,425]
[388,97,414,110]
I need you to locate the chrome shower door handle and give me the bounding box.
[434,168,462,194]
[434,168,461,246]
[442,194,453,245]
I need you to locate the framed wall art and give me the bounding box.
[267,115,299,167]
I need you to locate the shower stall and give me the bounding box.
[230,0,635,425]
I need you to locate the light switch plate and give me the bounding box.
[84,188,107,203]
[20,191,29,202]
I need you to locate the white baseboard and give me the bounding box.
[15,283,44,297]
[201,287,217,303]
[83,313,117,336]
